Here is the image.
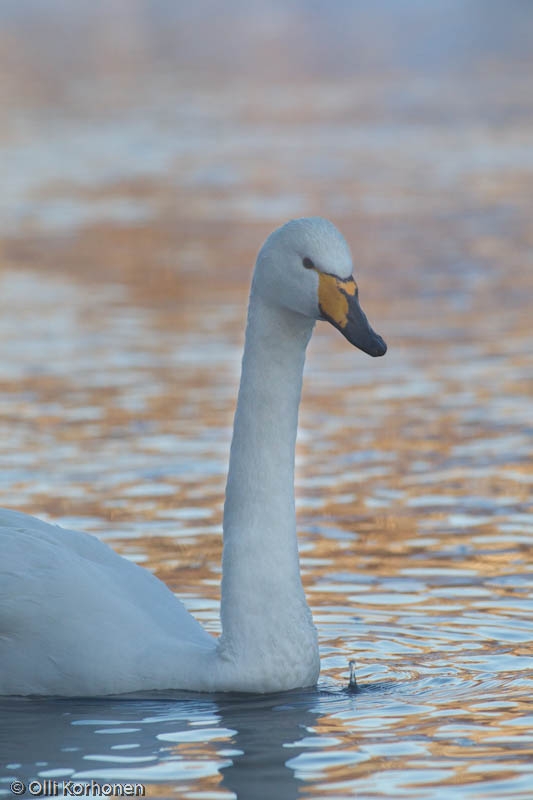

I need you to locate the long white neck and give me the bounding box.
[218,285,319,686]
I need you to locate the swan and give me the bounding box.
[0,217,386,696]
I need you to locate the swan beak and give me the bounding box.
[318,273,387,357]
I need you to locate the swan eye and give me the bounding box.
[302,257,315,270]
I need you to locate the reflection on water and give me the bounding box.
[1,690,320,799]
[2,677,533,798]
[0,263,532,797]
[1,0,533,798]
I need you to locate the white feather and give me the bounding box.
[0,217,364,696]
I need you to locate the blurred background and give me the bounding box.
[1,0,532,317]
[1,1,532,797]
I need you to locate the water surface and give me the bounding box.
[0,2,532,798]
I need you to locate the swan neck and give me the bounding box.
[220,291,315,655]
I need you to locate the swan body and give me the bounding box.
[0,217,386,696]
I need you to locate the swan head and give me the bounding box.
[254,217,387,357]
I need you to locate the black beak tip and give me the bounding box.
[369,335,387,357]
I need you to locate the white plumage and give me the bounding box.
[0,217,386,696]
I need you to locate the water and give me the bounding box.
[1,2,533,798]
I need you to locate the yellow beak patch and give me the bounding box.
[318,273,357,329]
